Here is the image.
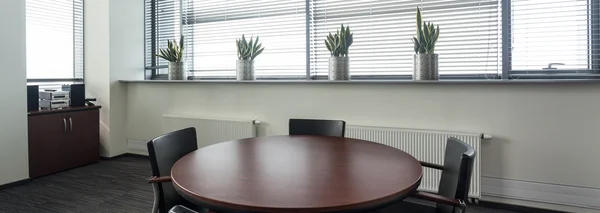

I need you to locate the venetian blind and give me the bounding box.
[26,0,84,79]
[310,0,501,77]
[183,0,307,78]
[145,0,183,75]
[510,0,599,76]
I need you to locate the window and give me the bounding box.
[145,0,600,80]
[509,0,599,78]
[145,0,182,76]
[26,0,84,81]
[311,0,501,78]
[146,0,306,79]
[185,0,307,78]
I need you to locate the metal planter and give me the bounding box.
[168,62,185,80]
[413,54,439,80]
[236,60,255,80]
[329,56,350,80]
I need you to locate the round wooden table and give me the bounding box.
[171,135,423,213]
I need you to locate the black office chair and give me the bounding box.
[378,137,476,213]
[289,118,346,137]
[147,127,208,213]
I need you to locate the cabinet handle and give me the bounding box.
[69,117,73,132]
[63,118,67,133]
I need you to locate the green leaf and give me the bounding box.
[178,46,183,62]
[236,39,241,59]
[334,34,340,50]
[159,49,168,59]
[253,36,260,52]
[248,38,254,56]
[341,35,346,54]
[155,53,167,61]
[243,40,251,59]
[416,7,422,36]
[429,23,435,39]
[168,49,177,61]
[345,25,350,37]
[252,43,262,59]
[180,35,184,50]
[251,47,264,60]
[412,37,420,54]
[435,25,440,42]
[423,22,430,43]
[347,33,353,47]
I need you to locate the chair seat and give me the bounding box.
[377,199,437,213]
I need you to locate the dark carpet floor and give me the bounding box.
[0,156,520,213]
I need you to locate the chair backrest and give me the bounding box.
[288,119,346,137]
[147,127,198,213]
[436,137,476,213]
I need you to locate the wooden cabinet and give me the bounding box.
[28,106,101,178]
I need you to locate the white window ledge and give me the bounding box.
[120,79,600,84]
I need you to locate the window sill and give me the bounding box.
[120,79,600,84]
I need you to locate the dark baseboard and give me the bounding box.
[0,178,31,190]
[475,201,568,213]
[100,153,148,160]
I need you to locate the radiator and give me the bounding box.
[162,115,257,148]
[346,125,483,199]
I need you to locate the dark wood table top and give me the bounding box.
[171,135,423,213]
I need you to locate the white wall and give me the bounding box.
[108,0,145,156]
[85,0,144,157]
[0,0,29,185]
[126,82,600,212]
[85,0,111,156]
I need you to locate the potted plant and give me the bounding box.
[412,7,440,80]
[236,35,264,80]
[325,24,353,80]
[156,35,185,80]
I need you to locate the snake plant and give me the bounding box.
[412,7,440,54]
[155,35,184,62]
[325,24,353,57]
[236,35,264,60]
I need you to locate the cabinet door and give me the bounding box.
[66,109,100,167]
[28,113,69,178]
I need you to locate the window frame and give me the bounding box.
[145,0,600,81]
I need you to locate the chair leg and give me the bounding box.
[151,183,161,213]
[459,200,467,213]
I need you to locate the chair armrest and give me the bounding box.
[419,161,444,170]
[412,191,466,210]
[147,176,172,183]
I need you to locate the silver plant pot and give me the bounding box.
[329,56,350,80]
[168,62,185,80]
[236,60,255,80]
[413,54,439,80]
